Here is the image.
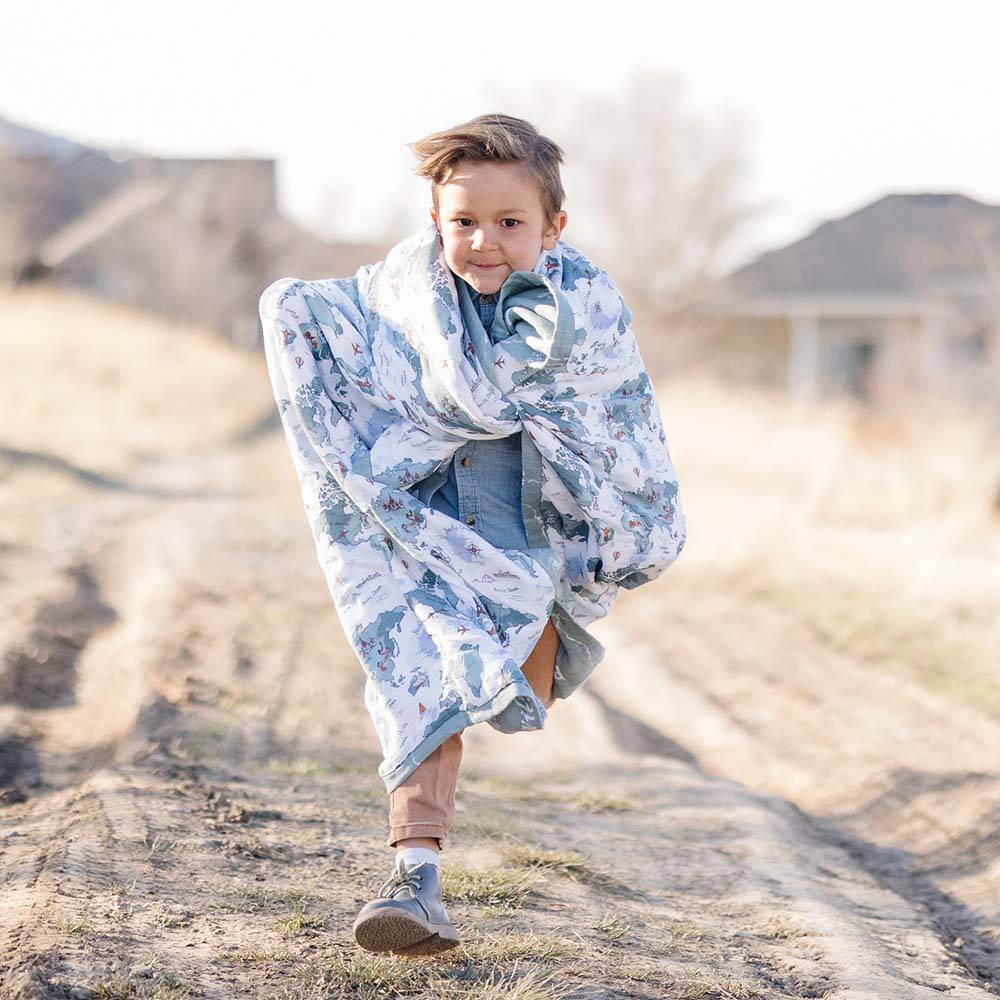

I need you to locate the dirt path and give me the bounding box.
[1,291,996,998]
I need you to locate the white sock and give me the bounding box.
[395,845,440,869]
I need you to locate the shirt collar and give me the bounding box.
[459,276,496,303]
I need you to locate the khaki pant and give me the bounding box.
[386,617,561,849]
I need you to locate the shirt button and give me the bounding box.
[465,515,476,525]
[460,456,470,467]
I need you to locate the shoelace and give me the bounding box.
[378,865,424,899]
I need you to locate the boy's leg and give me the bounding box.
[386,616,558,852]
[519,617,559,709]
[361,733,463,955]
[387,729,464,852]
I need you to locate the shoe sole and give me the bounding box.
[391,929,461,956]
[352,908,460,955]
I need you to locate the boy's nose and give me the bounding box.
[470,229,492,250]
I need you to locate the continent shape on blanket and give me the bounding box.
[258,222,685,791]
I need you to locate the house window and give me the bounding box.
[826,337,878,398]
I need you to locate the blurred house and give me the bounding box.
[688,193,1000,401]
[0,115,385,347]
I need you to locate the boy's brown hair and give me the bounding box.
[407,113,566,225]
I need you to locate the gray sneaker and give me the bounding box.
[352,857,460,956]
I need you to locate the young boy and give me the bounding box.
[258,113,685,958]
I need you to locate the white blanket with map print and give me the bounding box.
[258,222,685,791]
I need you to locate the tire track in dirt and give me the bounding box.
[0,770,157,997]
[464,668,993,997]
[0,474,241,797]
[1,562,118,711]
[583,598,1000,991]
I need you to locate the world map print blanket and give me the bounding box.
[258,222,686,791]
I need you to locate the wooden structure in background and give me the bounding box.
[0,115,384,347]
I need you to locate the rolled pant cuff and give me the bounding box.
[386,822,450,849]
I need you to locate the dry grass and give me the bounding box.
[469,777,551,804]
[228,945,294,965]
[661,918,709,952]
[0,286,264,479]
[758,915,811,941]
[464,778,639,815]
[447,967,574,1000]
[266,755,359,779]
[440,865,542,914]
[278,910,329,936]
[214,886,310,915]
[457,930,574,963]
[668,979,764,1000]
[592,911,631,941]
[452,804,526,842]
[90,975,195,999]
[657,373,1000,714]
[296,952,427,999]
[57,916,94,936]
[296,951,575,1000]
[498,842,591,879]
[564,790,638,813]
[144,833,179,862]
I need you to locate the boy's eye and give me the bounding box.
[454,218,520,229]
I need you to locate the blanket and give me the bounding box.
[258,222,686,791]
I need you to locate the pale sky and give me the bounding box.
[2,1,998,275]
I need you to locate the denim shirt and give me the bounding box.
[411,278,530,550]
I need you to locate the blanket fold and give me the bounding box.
[259,222,685,791]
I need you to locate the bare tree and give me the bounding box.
[958,216,1000,514]
[0,211,21,284]
[487,68,767,325]
[313,181,356,242]
[374,188,421,248]
[0,158,36,284]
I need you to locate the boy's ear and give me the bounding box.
[541,210,568,250]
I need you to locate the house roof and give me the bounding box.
[704,192,1000,315]
[0,114,92,162]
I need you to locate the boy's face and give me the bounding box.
[430,160,568,295]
